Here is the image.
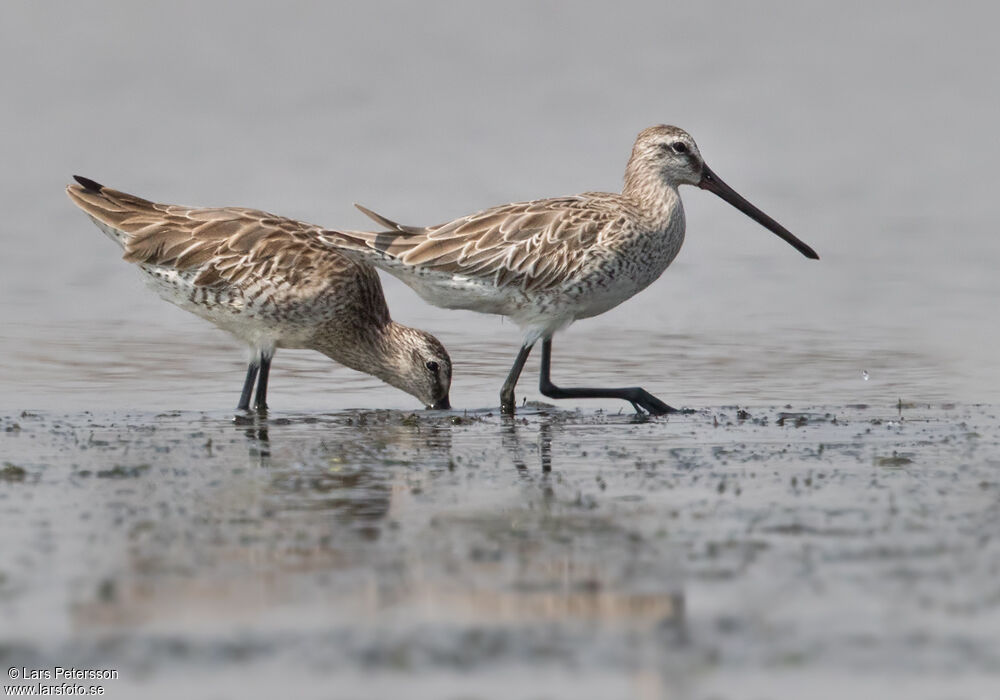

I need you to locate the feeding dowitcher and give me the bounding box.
[322,125,818,415]
[66,176,452,412]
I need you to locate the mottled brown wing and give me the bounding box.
[66,180,353,290]
[335,196,625,292]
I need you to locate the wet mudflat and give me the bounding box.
[1,403,997,699]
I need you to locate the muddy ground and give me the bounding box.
[1,403,997,699]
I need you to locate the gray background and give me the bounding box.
[1,1,997,410]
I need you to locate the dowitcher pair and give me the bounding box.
[67,125,817,414]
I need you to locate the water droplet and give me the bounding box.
[862,370,870,381]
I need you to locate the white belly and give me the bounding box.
[137,266,314,352]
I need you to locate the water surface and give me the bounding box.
[2,405,998,699]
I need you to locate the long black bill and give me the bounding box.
[698,164,819,260]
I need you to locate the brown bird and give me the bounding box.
[66,176,452,412]
[321,125,817,415]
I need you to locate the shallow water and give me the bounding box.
[2,404,999,699]
[2,2,1000,698]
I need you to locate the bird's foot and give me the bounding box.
[628,389,676,416]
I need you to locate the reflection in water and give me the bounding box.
[59,409,684,698]
[500,410,554,472]
[539,418,552,473]
[235,413,271,465]
[500,415,528,471]
[74,411,462,628]
[239,412,459,530]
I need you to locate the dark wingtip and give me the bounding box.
[72,175,103,192]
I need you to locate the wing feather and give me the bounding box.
[66,181,360,291]
[327,196,618,293]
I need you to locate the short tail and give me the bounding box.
[317,203,433,266]
[319,226,432,273]
[353,203,424,234]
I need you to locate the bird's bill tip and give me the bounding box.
[430,395,451,410]
[698,164,818,260]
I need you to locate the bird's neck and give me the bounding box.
[312,320,413,392]
[622,165,681,229]
[313,320,389,374]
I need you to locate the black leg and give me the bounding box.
[253,354,272,413]
[537,338,676,415]
[500,343,534,415]
[237,362,259,412]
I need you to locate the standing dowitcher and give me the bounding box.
[321,125,818,415]
[66,177,452,412]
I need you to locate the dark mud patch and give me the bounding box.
[0,462,28,482]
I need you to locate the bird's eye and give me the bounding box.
[672,142,689,154]
[426,361,440,373]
